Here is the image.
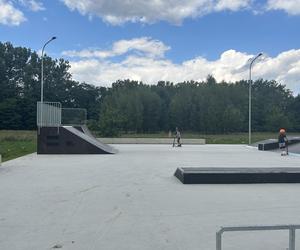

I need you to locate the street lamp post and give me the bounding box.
[41,36,56,104]
[249,52,263,145]
[40,36,56,127]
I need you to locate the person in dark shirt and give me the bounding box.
[175,127,182,147]
[278,128,288,156]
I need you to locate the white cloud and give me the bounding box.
[267,0,300,15]
[61,0,300,24]
[62,37,170,59]
[0,0,44,26]
[214,0,251,11]
[0,0,26,26]
[64,39,300,95]
[19,0,45,12]
[61,0,252,25]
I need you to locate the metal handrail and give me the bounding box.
[37,102,62,127]
[216,224,300,250]
[61,108,87,126]
[37,102,88,127]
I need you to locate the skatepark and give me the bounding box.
[1,102,300,250]
[1,4,300,249]
[1,139,300,250]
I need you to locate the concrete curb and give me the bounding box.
[97,138,206,144]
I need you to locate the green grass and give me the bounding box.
[0,130,36,162]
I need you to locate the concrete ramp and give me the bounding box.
[37,126,117,154]
[64,126,117,154]
[74,125,95,138]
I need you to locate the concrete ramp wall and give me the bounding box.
[37,126,117,154]
[64,126,117,154]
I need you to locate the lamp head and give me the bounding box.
[51,36,57,40]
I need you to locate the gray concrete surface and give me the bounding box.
[1,145,300,250]
[288,143,300,154]
[98,138,205,144]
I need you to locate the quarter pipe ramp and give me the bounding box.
[37,126,117,154]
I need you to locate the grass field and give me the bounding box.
[1,130,299,162]
[0,130,36,162]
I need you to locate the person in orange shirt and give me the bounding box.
[278,128,288,156]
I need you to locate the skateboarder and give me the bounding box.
[278,128,288,156]
[174,127,182,147]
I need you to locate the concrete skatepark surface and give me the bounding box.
[1,145,300,250]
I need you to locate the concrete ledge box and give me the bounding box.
[175,167,300,184]
[258,137,300,151]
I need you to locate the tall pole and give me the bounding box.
[41,36,57,103]
[249,52,263,145]
[40,36,56,127]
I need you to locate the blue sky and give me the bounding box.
[1,0,300,94]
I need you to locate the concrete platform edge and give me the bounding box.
[98,138,206,144]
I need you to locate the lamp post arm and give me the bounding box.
[250,53,263,72]
[42,38,55,57]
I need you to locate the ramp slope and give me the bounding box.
[74,125,95,138]
[37,126,117,154]
[64,126,117,154]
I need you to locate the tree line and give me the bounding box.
[0,42,299,135]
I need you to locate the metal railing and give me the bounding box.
[216,224,300,250]
[61,108,87,126]
[37,102,61,127]
[37,102,87,131]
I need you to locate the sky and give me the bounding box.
[0,0,300,95]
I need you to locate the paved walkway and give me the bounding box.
[1,145,300,250]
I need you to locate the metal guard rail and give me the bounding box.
[216,224,300,250]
